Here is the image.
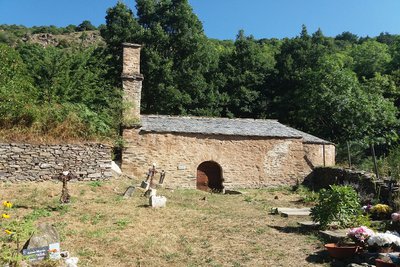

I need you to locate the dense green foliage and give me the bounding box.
[1,0,400,148]
[310,185,363,229]
[0,43,120,139]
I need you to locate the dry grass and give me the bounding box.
[0,128,113,145]
[0,178,330,267]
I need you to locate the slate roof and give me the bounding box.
[140,115,332,144]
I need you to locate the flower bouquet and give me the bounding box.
[347,226,374,247]
[367,231,400,253]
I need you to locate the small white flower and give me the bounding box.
[368,232,400,247]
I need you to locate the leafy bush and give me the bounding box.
[311,185,362,229]
[295,185,319,203]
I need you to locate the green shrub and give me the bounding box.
[311,185,362,229]
[295,185,319,203]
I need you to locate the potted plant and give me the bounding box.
[324,243,359,259]
[347,226,375,248]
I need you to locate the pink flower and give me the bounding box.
[392,212,400,222]
[348,226,375,243]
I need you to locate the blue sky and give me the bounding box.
[0,0,399,40]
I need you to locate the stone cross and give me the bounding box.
[55,171,77,204]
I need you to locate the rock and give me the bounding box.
[319,229,349,243]
[141,181,149,190]
[24,223,60,249]
[65,257,79,267]
[39,163,51,169]
[149,195,167,208]
[111,161,122,175]
[144,188,156,198]
[123,186,135,199]
[88,173,101,178]
[150,189,157,197]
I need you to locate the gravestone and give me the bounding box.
[123,186,135,199]
[149,195,167,208]
[24,223,59,248]
[22,223,61,262]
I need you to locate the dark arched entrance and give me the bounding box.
[196,161,223,192]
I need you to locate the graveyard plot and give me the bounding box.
[0,180,328,267]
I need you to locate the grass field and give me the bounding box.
[0,177,330,267]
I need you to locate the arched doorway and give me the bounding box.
[196,161,223,192]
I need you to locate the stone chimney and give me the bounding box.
[121,43,143,127]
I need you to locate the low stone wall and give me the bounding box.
[303,167,394,202]
[0,143,113,182]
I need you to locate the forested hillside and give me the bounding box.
[1,0,400,167]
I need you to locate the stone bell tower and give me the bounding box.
[121,43,143,126]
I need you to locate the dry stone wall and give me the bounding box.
[303,167,394,203]
[0,143,112,182]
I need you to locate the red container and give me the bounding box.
[375,259,397,267]
[324,243,358,259]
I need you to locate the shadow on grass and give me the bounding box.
[290,199,316,206]
[305,249,330,264]
[306,251,378,266]
[224,190,242,195]
[13,204,30,209]
[137,204,150,208]
[267,224,317,236]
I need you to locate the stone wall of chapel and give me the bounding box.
[303,143,335,168]
[122,130,314,189]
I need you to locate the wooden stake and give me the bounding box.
[371,144,380,180]
[347,141,352,169]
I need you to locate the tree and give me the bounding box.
[0,44,37,127]
[218,30,275,118]
[272,27,334,124]
[350,40,391,79]
[292,54,398,144]
[64,24,77,33]
[77,20,96,31]
[135,0,220,115]
[16,43,121,136]
[335,31,359,43]
[100,2,142,85]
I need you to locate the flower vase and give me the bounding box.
[324,243,358,259]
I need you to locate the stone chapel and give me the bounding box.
[120,43,335,191]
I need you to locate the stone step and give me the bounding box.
[319,229,350,243]
[271,207,312,217]
[281,210,311,217]
[298,221,320,229]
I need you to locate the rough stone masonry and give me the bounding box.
[0,143,112,182]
